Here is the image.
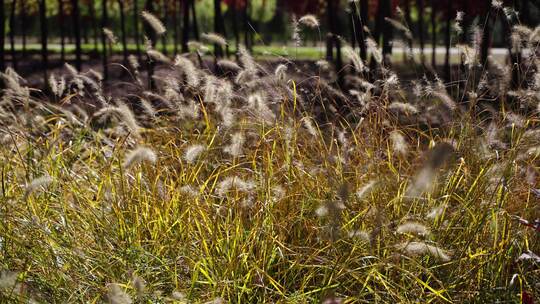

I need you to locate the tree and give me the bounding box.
[0,0,4,71]
[40,0,48,83]
[417,0,425,65]
[87,0,99,54]
[58,0,66,62]
[214,0,226,58]
[173,0,179,55]
[182,0,191,53]
[191,0,200,40]
[20,1,28,58]
[133,0,142,58]
[326,0,343,85]
[372,0,393,67]
[479,0,491,66]
[161,0,169,54]
[101,0,109,79]
[9,0,17,70]
[359,0,368,61]
[404,0,413,52]
[444,0,451,81]
[349,0,360,49]
[430,0,436,67]
[243,0,251,50]
[144,0,157,89]
[118,0,129,65]
[72,0,83,71]
[230,0,241,53]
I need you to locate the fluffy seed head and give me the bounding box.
[298,14,320,28]
[426,204,446,220]
[302,116,318,137]
[147,50,171,63]
[128,55,140,70]
[356,180,376,201]
[184,144,206,163]
[343,46,365,72]
[217,59,241,72]
[491,0,503,9]
[0,270,19,290]
[348,230,370,242]
[366,38,382,63]
[274,64,288,82]
[396,221,430,236]
[390,131,409,156]
[398,241,451,262]
[103,28,118,44]
[316,60,330,70]
[291,17,301,47]
[123,147,157,169]
[216,176,255,197]
[517,250,540,263]
[224,132,245,157]
[25,175,54,199]
[238,45,257,72]
[141,11,166,35]
[202,33,228,47]
[174,55,200,87]
[107,283,132,304]
[388,102,418,115]
[132,276,146,297]
[406,143,454,197]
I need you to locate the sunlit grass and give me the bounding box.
[0,89,538,302]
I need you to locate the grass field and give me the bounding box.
[0,27,539,303]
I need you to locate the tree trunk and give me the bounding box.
[444,0,451,81]
[402,0,413,61]
[214,0,224,58]
[83,20,89,44]
[0,0,5,71]
[480,1,491,67]
[144,0,157,90]
[349,1,358,49]
[118,0,128,65]
[381,0,393,62]
[326,0,335,61]
[59,0,66,62]
[89,2,99,55]
[404,0,415,39]
[173,0,179,55]
[182,0,190,53]
[9,0,17,70]
[370,0,384,71]
[133,0,141,59]
[327,0,343,85]
[232,0,240,55]
[243,0,251,50]
[359,0,368,61]
[71,0,82,71]
[101,0,109,79]
[431,0,436,67]
[161,0,168,54]
[21,1,27,58]
[40,0,48,84]
[520,0,530,25]
[191,0,200,40]
[417,0,425,65]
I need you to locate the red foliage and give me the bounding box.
[283,0,324,16]
[223,0,247,10]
